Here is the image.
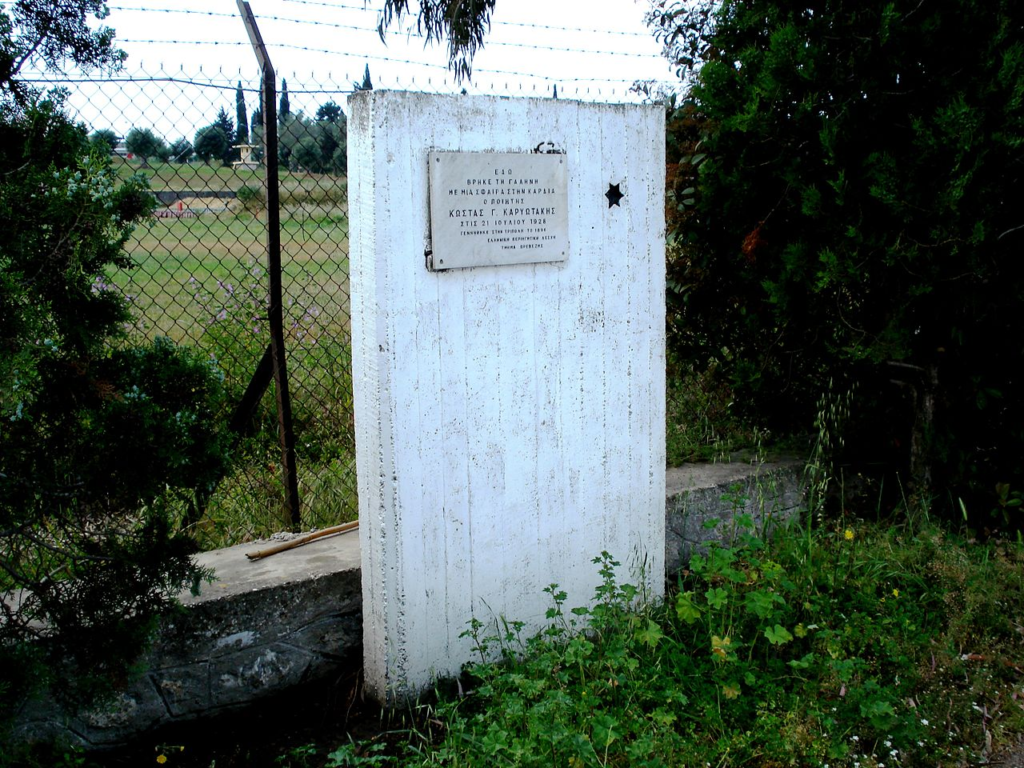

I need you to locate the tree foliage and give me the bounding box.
[279,77,290,118]
[0,4,232,723]
[214,105,236,165]
[378,0,495,81]
[0,0,124,104]
[235,80,248,146]
[353,64,373,92]
[125,125,166,165]
[315,100,342,123]
[1,95,233,718]
[87,126,117,155]
[168,136,192,163]
[656,0,1024,509]
[277,107,347,175]
[193,123,228,165]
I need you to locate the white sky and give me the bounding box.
[106,0,675,90]
[16,0,680,139]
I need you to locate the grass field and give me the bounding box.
[120,210,350,341]
[113,157,346,201]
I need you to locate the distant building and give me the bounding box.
[233,143,259,169]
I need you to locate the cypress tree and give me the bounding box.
[213,106,235,165]
[354,64,373,91]
[235,81,249,145]
[279,78,290,118]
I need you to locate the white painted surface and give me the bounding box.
[349,90,666,701]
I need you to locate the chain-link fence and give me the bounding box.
[19,64,361,547]
[28,61,647,549]
[25,60,701,547]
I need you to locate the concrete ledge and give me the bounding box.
[665,458,805,575]
[13,459,803,749]
[13,533,362,749]
[152,190,237,205]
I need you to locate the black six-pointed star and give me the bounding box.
[605,183,624,208]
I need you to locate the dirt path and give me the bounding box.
[994,737,1024,767]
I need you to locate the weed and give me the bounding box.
[325,740,393,766]
[666,360,757,465]
[347,516,1024,767]
[276,743,318,768]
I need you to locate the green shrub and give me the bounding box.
[656,0,1024,516]
[1,97,233,721]
[236,183,264,212]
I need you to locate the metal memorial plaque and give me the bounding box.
[428,151,569,270]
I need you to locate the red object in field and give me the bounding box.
[178,202,183,211]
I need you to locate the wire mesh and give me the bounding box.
[25,59,685,546]
[22,64,358,547]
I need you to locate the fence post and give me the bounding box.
[237,0,302,529]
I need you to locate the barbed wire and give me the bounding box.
[20,73,259,92]
[107,6,663,60]
[273,0,655,37]
[113,40,656,83]
[6,0,655,40]
[7,0,672,97]
[22,68,641,106]
[22,71,359,97]
[110,6,374,35]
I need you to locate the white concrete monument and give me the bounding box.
[349,90,666,701]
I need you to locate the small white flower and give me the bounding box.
[921,718,929,726]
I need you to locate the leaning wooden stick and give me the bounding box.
[245,520,359,560]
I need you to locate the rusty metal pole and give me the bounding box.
[237,0,302,529]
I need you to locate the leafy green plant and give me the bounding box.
[275,743,319,768]
[1,43,233,730]
[652,0,1024,514]
[993,483,1023,528]
[353,512,1024,768]
[326,740,393,767]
